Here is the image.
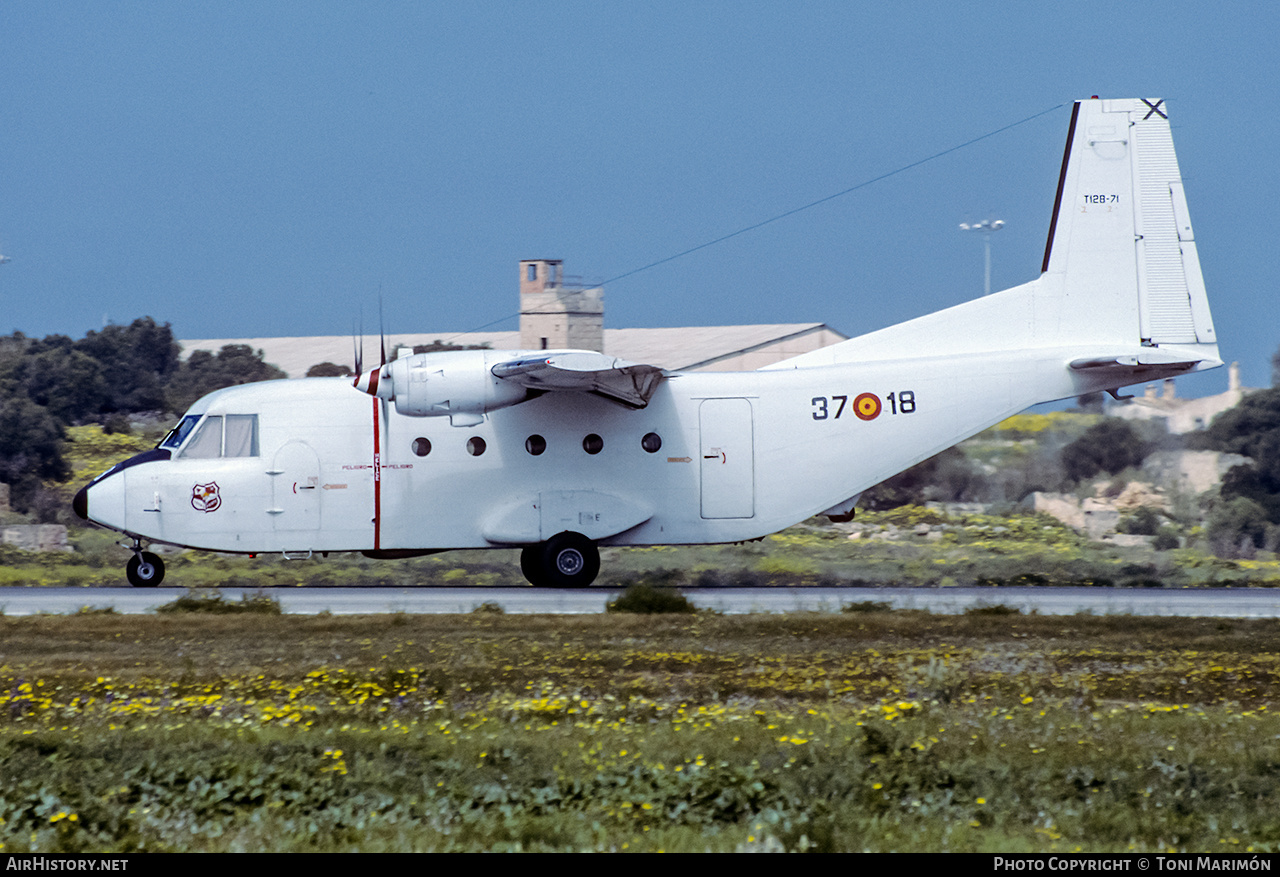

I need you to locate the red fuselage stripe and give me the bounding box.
[372,398,381,550]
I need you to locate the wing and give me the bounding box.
[491,351,667,409]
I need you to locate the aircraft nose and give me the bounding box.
[72,466,128,531]
[73,448,168,531]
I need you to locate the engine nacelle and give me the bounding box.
[356,350,529,422]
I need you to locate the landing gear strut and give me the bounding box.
[519,531,600,588]
[124,540,165,587]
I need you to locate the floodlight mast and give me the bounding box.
[959,218,1004,296]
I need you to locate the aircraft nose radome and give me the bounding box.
[76,469,127,531]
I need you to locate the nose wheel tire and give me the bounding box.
[520,532,600,588]
[126,552,165,587]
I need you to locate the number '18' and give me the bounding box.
[886,391,915,415]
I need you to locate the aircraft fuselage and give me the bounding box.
[76,342,1160,559]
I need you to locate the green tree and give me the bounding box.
[412,340,490,354]
[0,318,184,512]
[306,361,352,377]
[14,345,110,424]
[860,447,977,510]
[1205,496,1270,559]
[1197,385,1280,524]
[1117,506,1162,536]
[1060,419,1149,483]
[0,319,181,426]
[74,317,181,413]
[0,395,69,512]
[0,332,29,385]
[1201,386,1280,459]
[164,345,287,413]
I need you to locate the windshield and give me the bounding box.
[159,414,201,450]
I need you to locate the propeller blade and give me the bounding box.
[378,288,387,366]
[352,319,363,377]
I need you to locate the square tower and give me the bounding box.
[518,259,604,352]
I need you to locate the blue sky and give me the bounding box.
[2,2,1276,394]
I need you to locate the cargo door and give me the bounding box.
[699,398,755,519]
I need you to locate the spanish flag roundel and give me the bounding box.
[853,392,881,421]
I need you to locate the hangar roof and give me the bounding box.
[180,322,848,378]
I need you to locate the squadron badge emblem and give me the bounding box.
[191,482,222,513]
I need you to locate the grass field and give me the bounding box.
[1,608,1278,852]
[6,424,1276,850]
[9,503,1280,592]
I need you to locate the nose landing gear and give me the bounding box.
[122,539,165,587]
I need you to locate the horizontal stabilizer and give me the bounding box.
[491,351,666,408]
[1069,346,1222,373]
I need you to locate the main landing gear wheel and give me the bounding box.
[126,551,165,587]
[520,532,600,588]
[520,545,542,586]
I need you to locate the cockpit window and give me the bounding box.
[177,414,260,459]
[181,416,223,459]
[224,415,259,457]
[160,415,201,450]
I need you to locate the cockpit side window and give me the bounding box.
[224,415,259,457]
[160,414,201,450]
[176,414,260,459]
[180,416,223,459]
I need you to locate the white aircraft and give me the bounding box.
[74,97,1220,587]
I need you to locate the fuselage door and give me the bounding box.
[269,441,321,531]
[699,398,755,519]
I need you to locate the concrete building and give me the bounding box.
[181,260,848,377]
[3,524,70,552]
[517,259,604,352]
[1107,362,1256,433]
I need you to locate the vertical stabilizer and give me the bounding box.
[1041,97,1216,346]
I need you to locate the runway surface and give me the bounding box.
[4,586,1280,617]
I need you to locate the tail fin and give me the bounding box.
[764,97,1220,374]
[1041,97,1216,346]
